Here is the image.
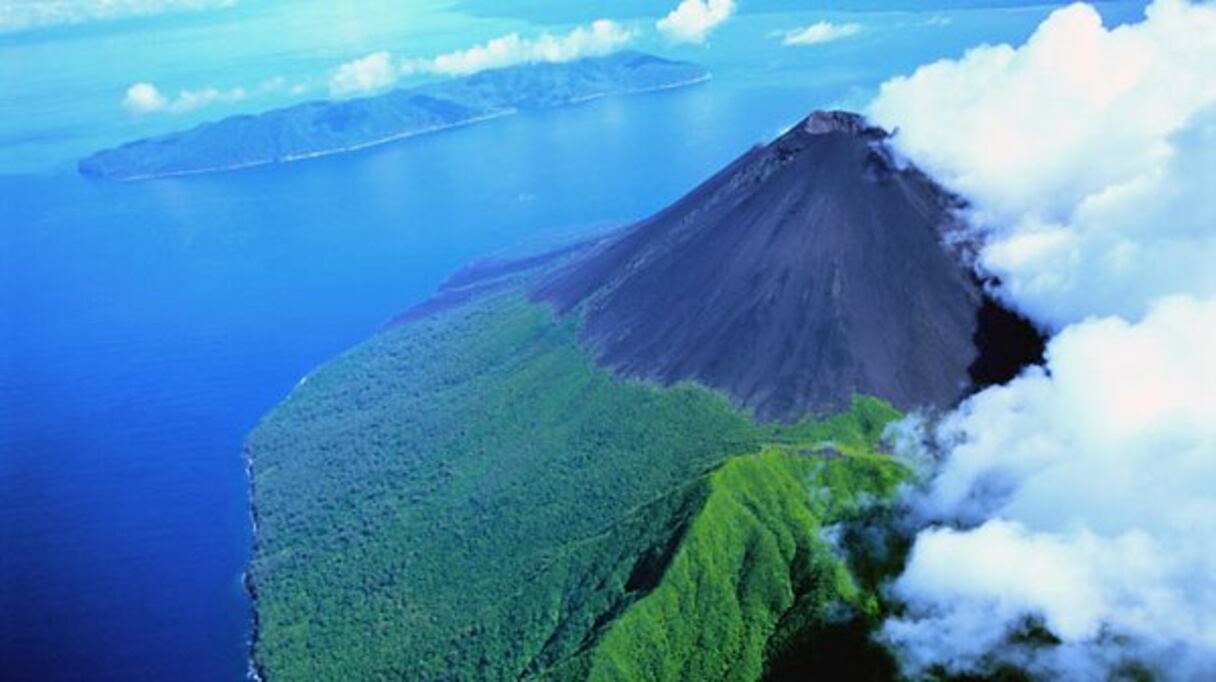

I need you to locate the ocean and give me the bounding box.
[0,1,1147,679]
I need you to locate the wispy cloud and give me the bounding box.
[121,19,634,114]
[415,19,634,77]
[0,0,237,33]
[778,21,861,46]
[328,19,635,97]
[122,82,244,114]
[656,0,735,44]
[868,0,1216,678]
[328,51,396,98]
[121,77,289,114]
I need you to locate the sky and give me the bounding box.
[0,0,238,33]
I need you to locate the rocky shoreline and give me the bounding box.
[243,443,267,682]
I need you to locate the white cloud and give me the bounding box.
[780,21,861,47]
[329,51,397,97]
[869,0,1216,329]
[329,20,636,97]
[122,82,168,113]
[122,80,252,114]
[885,297,1216,678]
[867,2,1216,678]
[656,0,735,44]
[419,19,634,77]
[0,0,236,33]
[124,20,632,114]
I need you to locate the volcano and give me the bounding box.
[246,110,1044,681]
[535,110,1026,419]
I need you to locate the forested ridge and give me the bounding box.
[248,293,908,680]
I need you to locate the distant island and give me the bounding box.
[79,51,709,181]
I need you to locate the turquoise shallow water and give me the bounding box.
[0,2,1147,679]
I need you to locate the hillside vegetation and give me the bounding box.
[248,292,907,680]
[570,445,906,681]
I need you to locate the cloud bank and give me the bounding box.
[867,2,1216,678]
[328,19,635,97]
[869,0,1216,329]
[780,21,861,47]
[656,0,735,44]
[1,0,236,33]
[886,296,1216,678]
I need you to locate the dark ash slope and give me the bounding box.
[535,111,1003,420]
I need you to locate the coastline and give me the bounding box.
[243,443,266,682]
[562,71,712,106]
[108,109,517,182]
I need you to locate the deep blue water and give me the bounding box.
[0,2,1148,680]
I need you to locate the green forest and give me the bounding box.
[247,292,909,680]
